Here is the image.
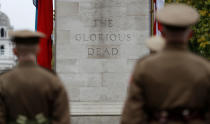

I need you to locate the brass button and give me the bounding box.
[161,111,168,117]
[183,109,190,116]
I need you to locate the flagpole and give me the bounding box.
[35,7,38,31]
[34,0,38,64]
[53,0,56,71]
[150,0,154,36]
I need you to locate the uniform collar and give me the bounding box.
[17,60,37,67]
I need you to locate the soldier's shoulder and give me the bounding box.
[136,54,154,64]
[38,66,58,76]
[133,54,157,73]
[37,67,64,87]
[0,69,13,78]
[188,53,210,67]
[136,54,157,67]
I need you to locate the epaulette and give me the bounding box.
[137,55,151,64]
[40,66,57,76]
[0,69,12,76]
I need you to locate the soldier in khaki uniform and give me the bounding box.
[0,30,70,124]
[129,36,165,84]
[121,4,210,124]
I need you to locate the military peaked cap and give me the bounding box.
[9,30,45,45]
[156,3,200,27]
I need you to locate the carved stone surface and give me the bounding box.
[56,0,150,122]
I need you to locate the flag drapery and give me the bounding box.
[34,0,53,70]
[153,0,165,35]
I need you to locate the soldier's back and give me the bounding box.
[136,49,210,124]
[0,61,65,121]
[139,49,210,108]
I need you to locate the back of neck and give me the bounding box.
[164,41,188,50]
[18,54,36,64]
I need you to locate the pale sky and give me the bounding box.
[0,0,36,30]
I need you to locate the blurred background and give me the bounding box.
[0,0,35,30]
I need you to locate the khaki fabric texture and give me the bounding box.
[9,30,45,38]
[121,44,210,124]
[0,61,70,124]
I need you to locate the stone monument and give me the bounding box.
[56,0,150,123]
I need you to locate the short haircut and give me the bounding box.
[15,44,39,55]
[11,37,40,45]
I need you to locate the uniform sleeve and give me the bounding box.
[51,78,71,124]
[0,80,6,124]
[120,61,147,124]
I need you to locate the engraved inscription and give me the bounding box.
[75,33,131,42]
[87,45,120,58]
[73,18,132,58]
[94,19,113,27]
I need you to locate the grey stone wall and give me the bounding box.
[56,0,150,123]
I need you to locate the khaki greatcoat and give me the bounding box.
[121,43,210,124]
[0,60,70,124]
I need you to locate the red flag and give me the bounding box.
[37,0,53,70]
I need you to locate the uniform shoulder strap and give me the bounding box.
[0,69,12,76]
[39,66,57,76]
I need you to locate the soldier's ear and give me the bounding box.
[161,31,166,38]
[36,45,40,54]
